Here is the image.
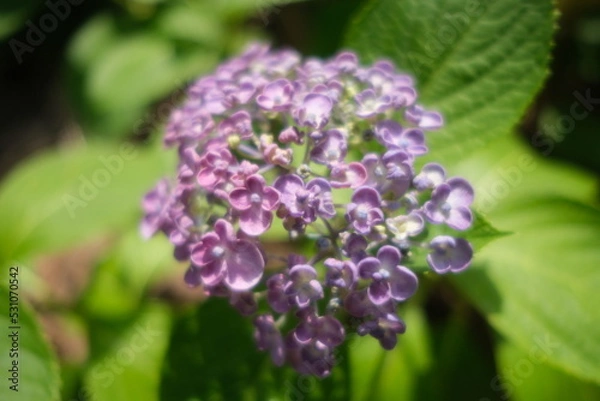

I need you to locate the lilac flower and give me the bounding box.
[346,186,384,234]
[278,126,304,144]
[310,129,347,166]
[254,315,285,366]
[287,311,345,377]
[424,177,474,230]
[374,120,427,156]
[342,233,368,264]
[413,163,446,190]
[405,105,443,130]
[324,258,357,289]
[142,44,476,377]
[357,314,406,350]
[362,150,413,197]
[267,273,292,313]
[286,334,334,378]
[229,174,281,236]
[355,89,392,118]
[230,160,260,187]
[218,110,254,140]
[140,179,175,239]
[333,51,358,72]
[330,162,367,189]
[427,235,473,273]
[257,78,294,111]
[296,93,333,129]
[293,312,345,348]
[313,81,343,102]
[188,219,264,290]
[274,174,335,223]
[164,109,214,148]
[284,264,324,308]
[386,211,424,240]
[196,148,234,190]
[357,245,418,305]
[343,288,395,318]
[263,143,293,167]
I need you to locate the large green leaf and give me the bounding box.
[83,304,172,401]
[345,0,555,164]
[496,340,600,401]
[0,282,61,400]
[451,134,598,216]
[454,198,600,384]
[81,229,177,320]
[0,141,174,264]
[160,298,276,401]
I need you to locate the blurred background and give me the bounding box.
[0,0,599,400]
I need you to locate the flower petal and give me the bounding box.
[224,239,265,290]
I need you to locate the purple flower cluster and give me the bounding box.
[142,44,475,377]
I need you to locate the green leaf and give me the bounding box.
[66,11,219,138]
[345,0,556,164]
[160,298,272,401]
[496,340,600,401]
[462,211,510,250]
[0,0,41,40]
[81,230,177,319]
[454,198,600,384]
[451,134,598,217]
[84,304,172,401]
[0,281,61,400]
[0,141,174,264]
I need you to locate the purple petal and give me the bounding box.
[239,207,272,236]
[262,187,281,211]
[246,174,266,194]
[377,245,402,271]
[330,162,368,189]
[298,93,333,130]
[446,178,474,207]
[427,236,473,273]
[229,188,251,210]
[200,259,227,287]
[413,163,446,190]
[368,280,391,305]
[316,316,345,347]
[184,265,202,287]
[358,257,381,279]
[446,207,473,230]
[388,265,418,301]
[351,186,381,208]
[256,78,294,111]
[224,239,265,290]
[289,263,316,281]
[214,219,236,243]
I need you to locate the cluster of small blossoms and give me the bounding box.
[141,43,475,377]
